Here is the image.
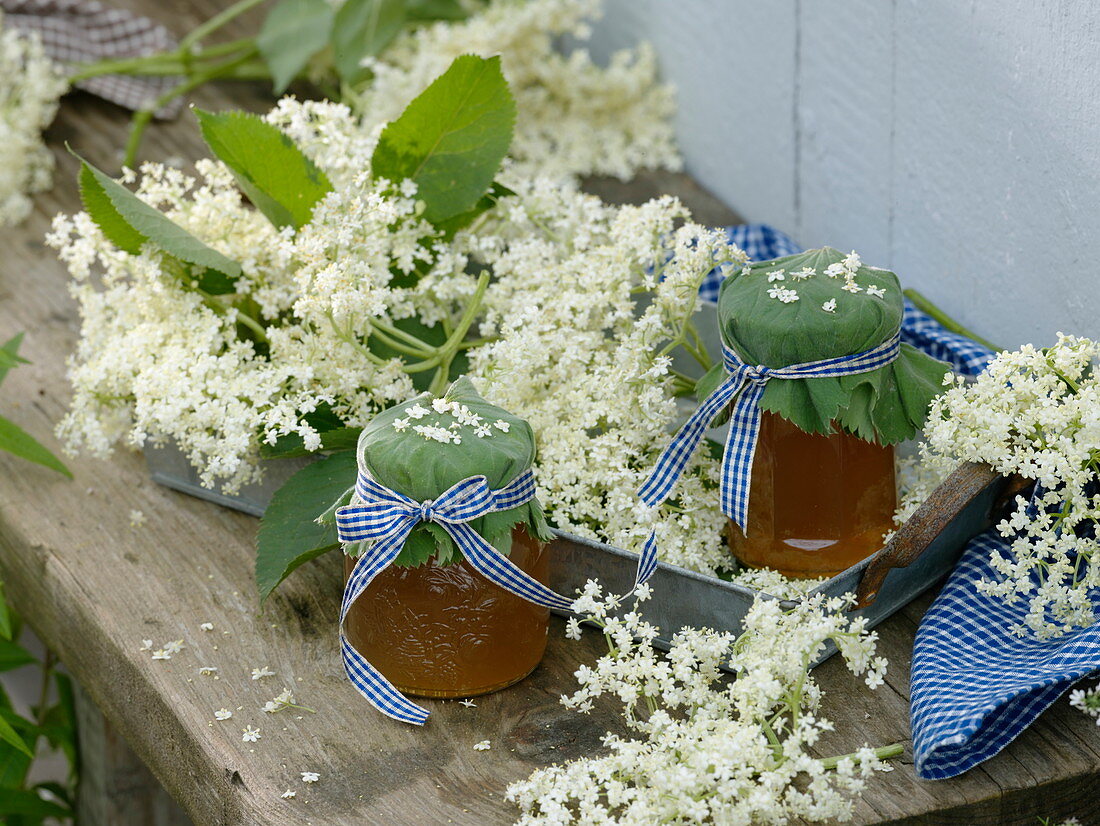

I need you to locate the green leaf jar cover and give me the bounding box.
[343,377,555,699]
[706,248,951,578]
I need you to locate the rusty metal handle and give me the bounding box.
[853,462,1030,609]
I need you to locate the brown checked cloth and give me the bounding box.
[1,0,184,118]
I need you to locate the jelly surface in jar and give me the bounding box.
[344,526,550,698]
[728,410,897,579]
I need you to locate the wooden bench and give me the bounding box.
[0,2,1096,822]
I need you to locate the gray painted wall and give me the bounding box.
[586,0,1100,348]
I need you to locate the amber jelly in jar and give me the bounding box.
[713,247,949,580]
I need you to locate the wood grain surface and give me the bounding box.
[0,1,1096,824]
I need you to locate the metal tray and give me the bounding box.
[143,299,1023,663]
[145,443,1017,665]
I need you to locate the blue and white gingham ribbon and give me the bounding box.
[638,333,903,532]
[335,469,658,725]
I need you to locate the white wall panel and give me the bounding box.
[588,0,1100,347]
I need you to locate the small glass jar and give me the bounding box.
[728,410,897,579]
[343,526,550,698]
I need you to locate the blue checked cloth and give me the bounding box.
[911,531,1100,778]
[701,224,996,377]
[335,468,658,725]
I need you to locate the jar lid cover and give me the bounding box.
[711,247,950,443]
[356,376,551,565]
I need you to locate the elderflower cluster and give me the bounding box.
[347,0,681,181]
[467,179,745,571]
[0,14,66,226]
[508,582,894,824]
[49,102,744,571]
[922,334,1100,638]
[1069,683,1100,725]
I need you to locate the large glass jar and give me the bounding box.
[344,526,550,698]
[727,410,897,579]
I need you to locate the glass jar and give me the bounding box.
[728,410,897,579]
[344,526,550,698]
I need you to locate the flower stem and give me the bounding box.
[406,272,490,381]
[820,742,904,770]
[178,0,270,61]
[903,288,1002,353]
[122,48,260,166]
[67,38,256,81]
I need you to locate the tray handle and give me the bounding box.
[853,462,1030,609]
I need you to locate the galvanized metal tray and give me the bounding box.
[146,446,1017,666]
[143,299,1021,663]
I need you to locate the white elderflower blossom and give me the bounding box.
[509,582,897,824]
[472,740,491,751]
[341,0,680,182]
[50,106,745,576]
[251,666,276,681]
[0,15,66,226]
[923,334,1100,638]
[262,688,314,715]
[242,726,261,742]
[822,298,837,313]
[1069,684,1100,724]
[767,285,799,303]
[214,708,232,721]
[300,771,320,783]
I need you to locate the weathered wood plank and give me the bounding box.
[0,1,1095,824]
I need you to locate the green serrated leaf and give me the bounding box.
[258,0,335,93]
[406,0,468,20]
[78,163,146,255]
[0,583,11,642]
[371,54,515,224]
[0,641,34,673]
[0,714,32,760]
[0,416,71,478]
[259,427,362,459]
[195,109,332,230]
[432,181,513,238]
[394,525,441,567]
[75,155,241,279]
[332,0,406,85]
[0,787,70,817]
[52,673,78,780]
[0,334,28,389]
[256,451,358,601]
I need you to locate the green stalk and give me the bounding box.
[67,38,256,82]
[820,742,904,770]
[405,272,490,378]
[178,0,270,61]
[369,319,439,354]
[904,288,1002,353]
[122,49,259,166]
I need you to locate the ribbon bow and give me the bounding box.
[639,332,902,532]
[336,470,575,725]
